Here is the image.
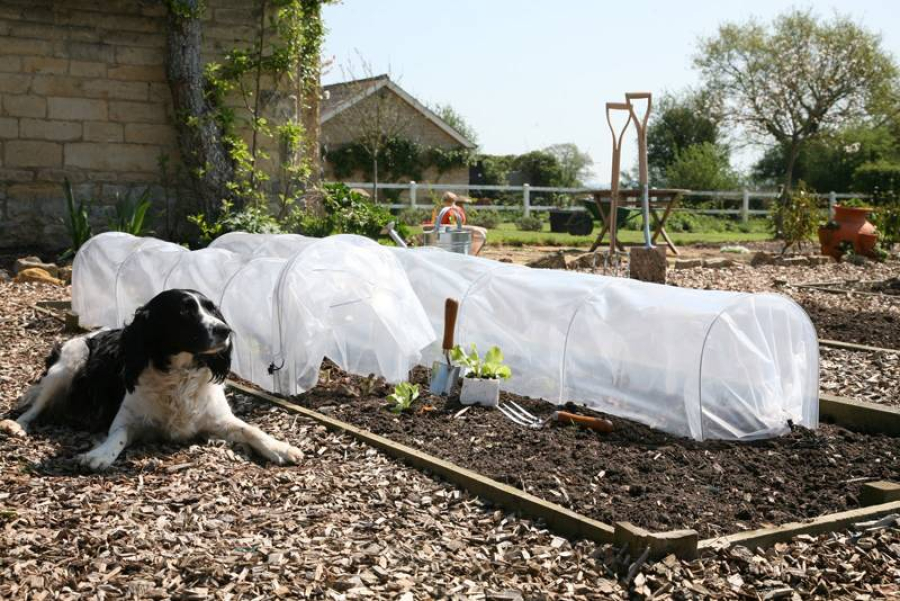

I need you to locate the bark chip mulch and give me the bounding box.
[292,364,900,539]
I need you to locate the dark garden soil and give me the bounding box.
[286,363,900,539]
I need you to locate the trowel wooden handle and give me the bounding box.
[555,411,614,433]
[443,298,459,351]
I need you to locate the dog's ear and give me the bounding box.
[121,306,151,393]
[199,342,232,384]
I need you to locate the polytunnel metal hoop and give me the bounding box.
[696,293,751,441]
[558,280,616,405]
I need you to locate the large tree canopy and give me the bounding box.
[647,91,723,185]
[542,143,593,187]
[695,9,898,192]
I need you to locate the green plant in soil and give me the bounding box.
[450,344,512,380]
[838,197,871,209]
[60,178,93,261]
[108,187,153,236]
[387,382,420,413]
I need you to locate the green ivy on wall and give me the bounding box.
[327,138,473,182]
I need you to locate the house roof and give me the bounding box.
[321,75,477,149]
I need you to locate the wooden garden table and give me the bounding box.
[586,188,689,255]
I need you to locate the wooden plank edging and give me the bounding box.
[226,380,617,545]
[819,338,900,354]
[699,499,900,552]
[819,393,900,437]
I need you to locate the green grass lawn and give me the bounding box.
[414,221,774,248]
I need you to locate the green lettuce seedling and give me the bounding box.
[387,382,420,413]
[450,344,512,380]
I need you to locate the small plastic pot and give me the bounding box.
[460,377,500,407]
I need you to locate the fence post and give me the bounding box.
[409,180,417,208]
[741,189,750,223]
[523,184,531,217]
[829,191,836,217]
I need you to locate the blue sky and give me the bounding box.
[322,1,900,184]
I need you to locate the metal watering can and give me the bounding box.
[422,206,472,254]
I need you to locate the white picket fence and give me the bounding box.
[336,181,864,222]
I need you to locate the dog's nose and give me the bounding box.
[213,323,231,338]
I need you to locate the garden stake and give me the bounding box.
[429,298,461,395]
[626,92,653,248]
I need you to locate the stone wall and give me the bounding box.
[0,0,293,249]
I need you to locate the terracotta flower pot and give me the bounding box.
[821,205,878,259]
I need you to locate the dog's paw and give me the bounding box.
[262,440,304,465]
[76,449,116,471]
[0,419,27,439]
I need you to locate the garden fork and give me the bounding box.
[497,401,614,433]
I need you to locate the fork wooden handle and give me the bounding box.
[554,411,614,433]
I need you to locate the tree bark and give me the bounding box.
[164,0,235,215]
[783,140,801,196]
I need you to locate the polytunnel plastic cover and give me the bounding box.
[74,232,819,441]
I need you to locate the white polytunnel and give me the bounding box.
[210,233,819,441]
[71,232,435,396]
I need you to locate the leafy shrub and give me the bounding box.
[387,382,420,414]
[466,208,501,229]
[450,344,512,380]
[872,197,900,248]
[60,178,93,261]
[769,181,822,254]
[853,161,900,195]
[108,187,153,235]
[515,215,543,231]
[288,183,396,240]
[397,207,431,226]
[189,200,282,247]
[838,197,871,209]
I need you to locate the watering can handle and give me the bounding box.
[443,298,459,352]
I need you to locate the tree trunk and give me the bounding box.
[782,140,801,197]
[164,1,235,215]
[373,155,379,203]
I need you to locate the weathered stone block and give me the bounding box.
[0,118,17,139]
[64,142,159,171]
[674,258,703,270]
[69,60,107,78]
[21,56,68,75]
[3,94,47,118]
[20,118,82,141]
[115,45,165,66]
[703,258,734,269]
[84,121,123,142]
[109,100,166,123]
[65,41,116,63]
[15,256,59,277]
[0,73,32,94]
[14,267,64,286]
[8,183,62,200]
[47,97,107,121]
[781,256,808,266]
[2,37,52,56]
[82,78,149,101]
[30,75,85,97]
[630,246,667,284]
[0,55,22,73]
[107,64,166,82]
[0,168,34,182]
[5,140,62,168]
[124,123,175,145]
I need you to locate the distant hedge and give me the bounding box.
[853,161,900,197]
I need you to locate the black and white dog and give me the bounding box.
[0,289,302,471]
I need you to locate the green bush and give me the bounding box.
[514,215,544,231]
[853,161,900,196]
[288,182,397,240]
[189,200,282,247]
[397,207,431,226]
[872,196,900,248]
[769,181,822,253]
[466,208,501,229]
